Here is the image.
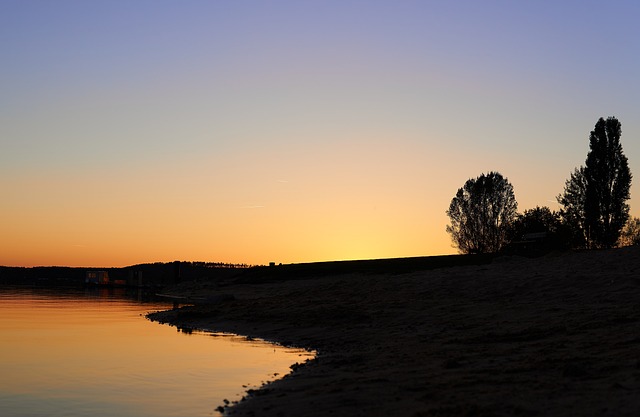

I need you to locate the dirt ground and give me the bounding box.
[149,247,640,416]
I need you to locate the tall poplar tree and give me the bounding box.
[584,117,632,248]
[558,117,632,248]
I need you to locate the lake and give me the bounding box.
[0,287,312,417]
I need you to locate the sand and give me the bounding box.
[148,247,640,416]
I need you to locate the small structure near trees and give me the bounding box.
[85,271,109,285]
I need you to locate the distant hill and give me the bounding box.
[0,262,247,287]
[0,253,504,287]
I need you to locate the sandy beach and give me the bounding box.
[149,247,640,416]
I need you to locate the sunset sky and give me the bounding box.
[2,1,639,267]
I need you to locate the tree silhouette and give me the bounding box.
[510,206,559,236]
[585,117,632,248]
[618,217,640,247]
[446,171,517,254]
[558,117,632,248]
[557,167,588,248]
[509,206,571,250]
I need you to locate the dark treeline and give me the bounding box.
[0,261,252,287]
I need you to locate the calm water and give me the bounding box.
[0,287,312,417]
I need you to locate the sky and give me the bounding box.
[1,0,639,267]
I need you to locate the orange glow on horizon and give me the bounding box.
[2,1,640,268]
[0,135,461,267]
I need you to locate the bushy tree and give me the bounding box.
[509,206,571,250]
[511,206,560,237]
[446,171,517,254]
[558,117,632,248]
[618,217,640,247]
[557,167,589,248]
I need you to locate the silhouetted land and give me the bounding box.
[0,255,496,287]
[235,253,494,283]
[149,247,640,417]
[0,262,245,287]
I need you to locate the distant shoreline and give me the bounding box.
[0,253,494,288]
[148,246,640,416]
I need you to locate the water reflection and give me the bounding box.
[0,287,311,417]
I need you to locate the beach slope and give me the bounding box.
[149,247,640,416]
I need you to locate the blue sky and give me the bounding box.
[1,1,639,266]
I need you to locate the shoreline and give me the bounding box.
[148,247,640,416]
